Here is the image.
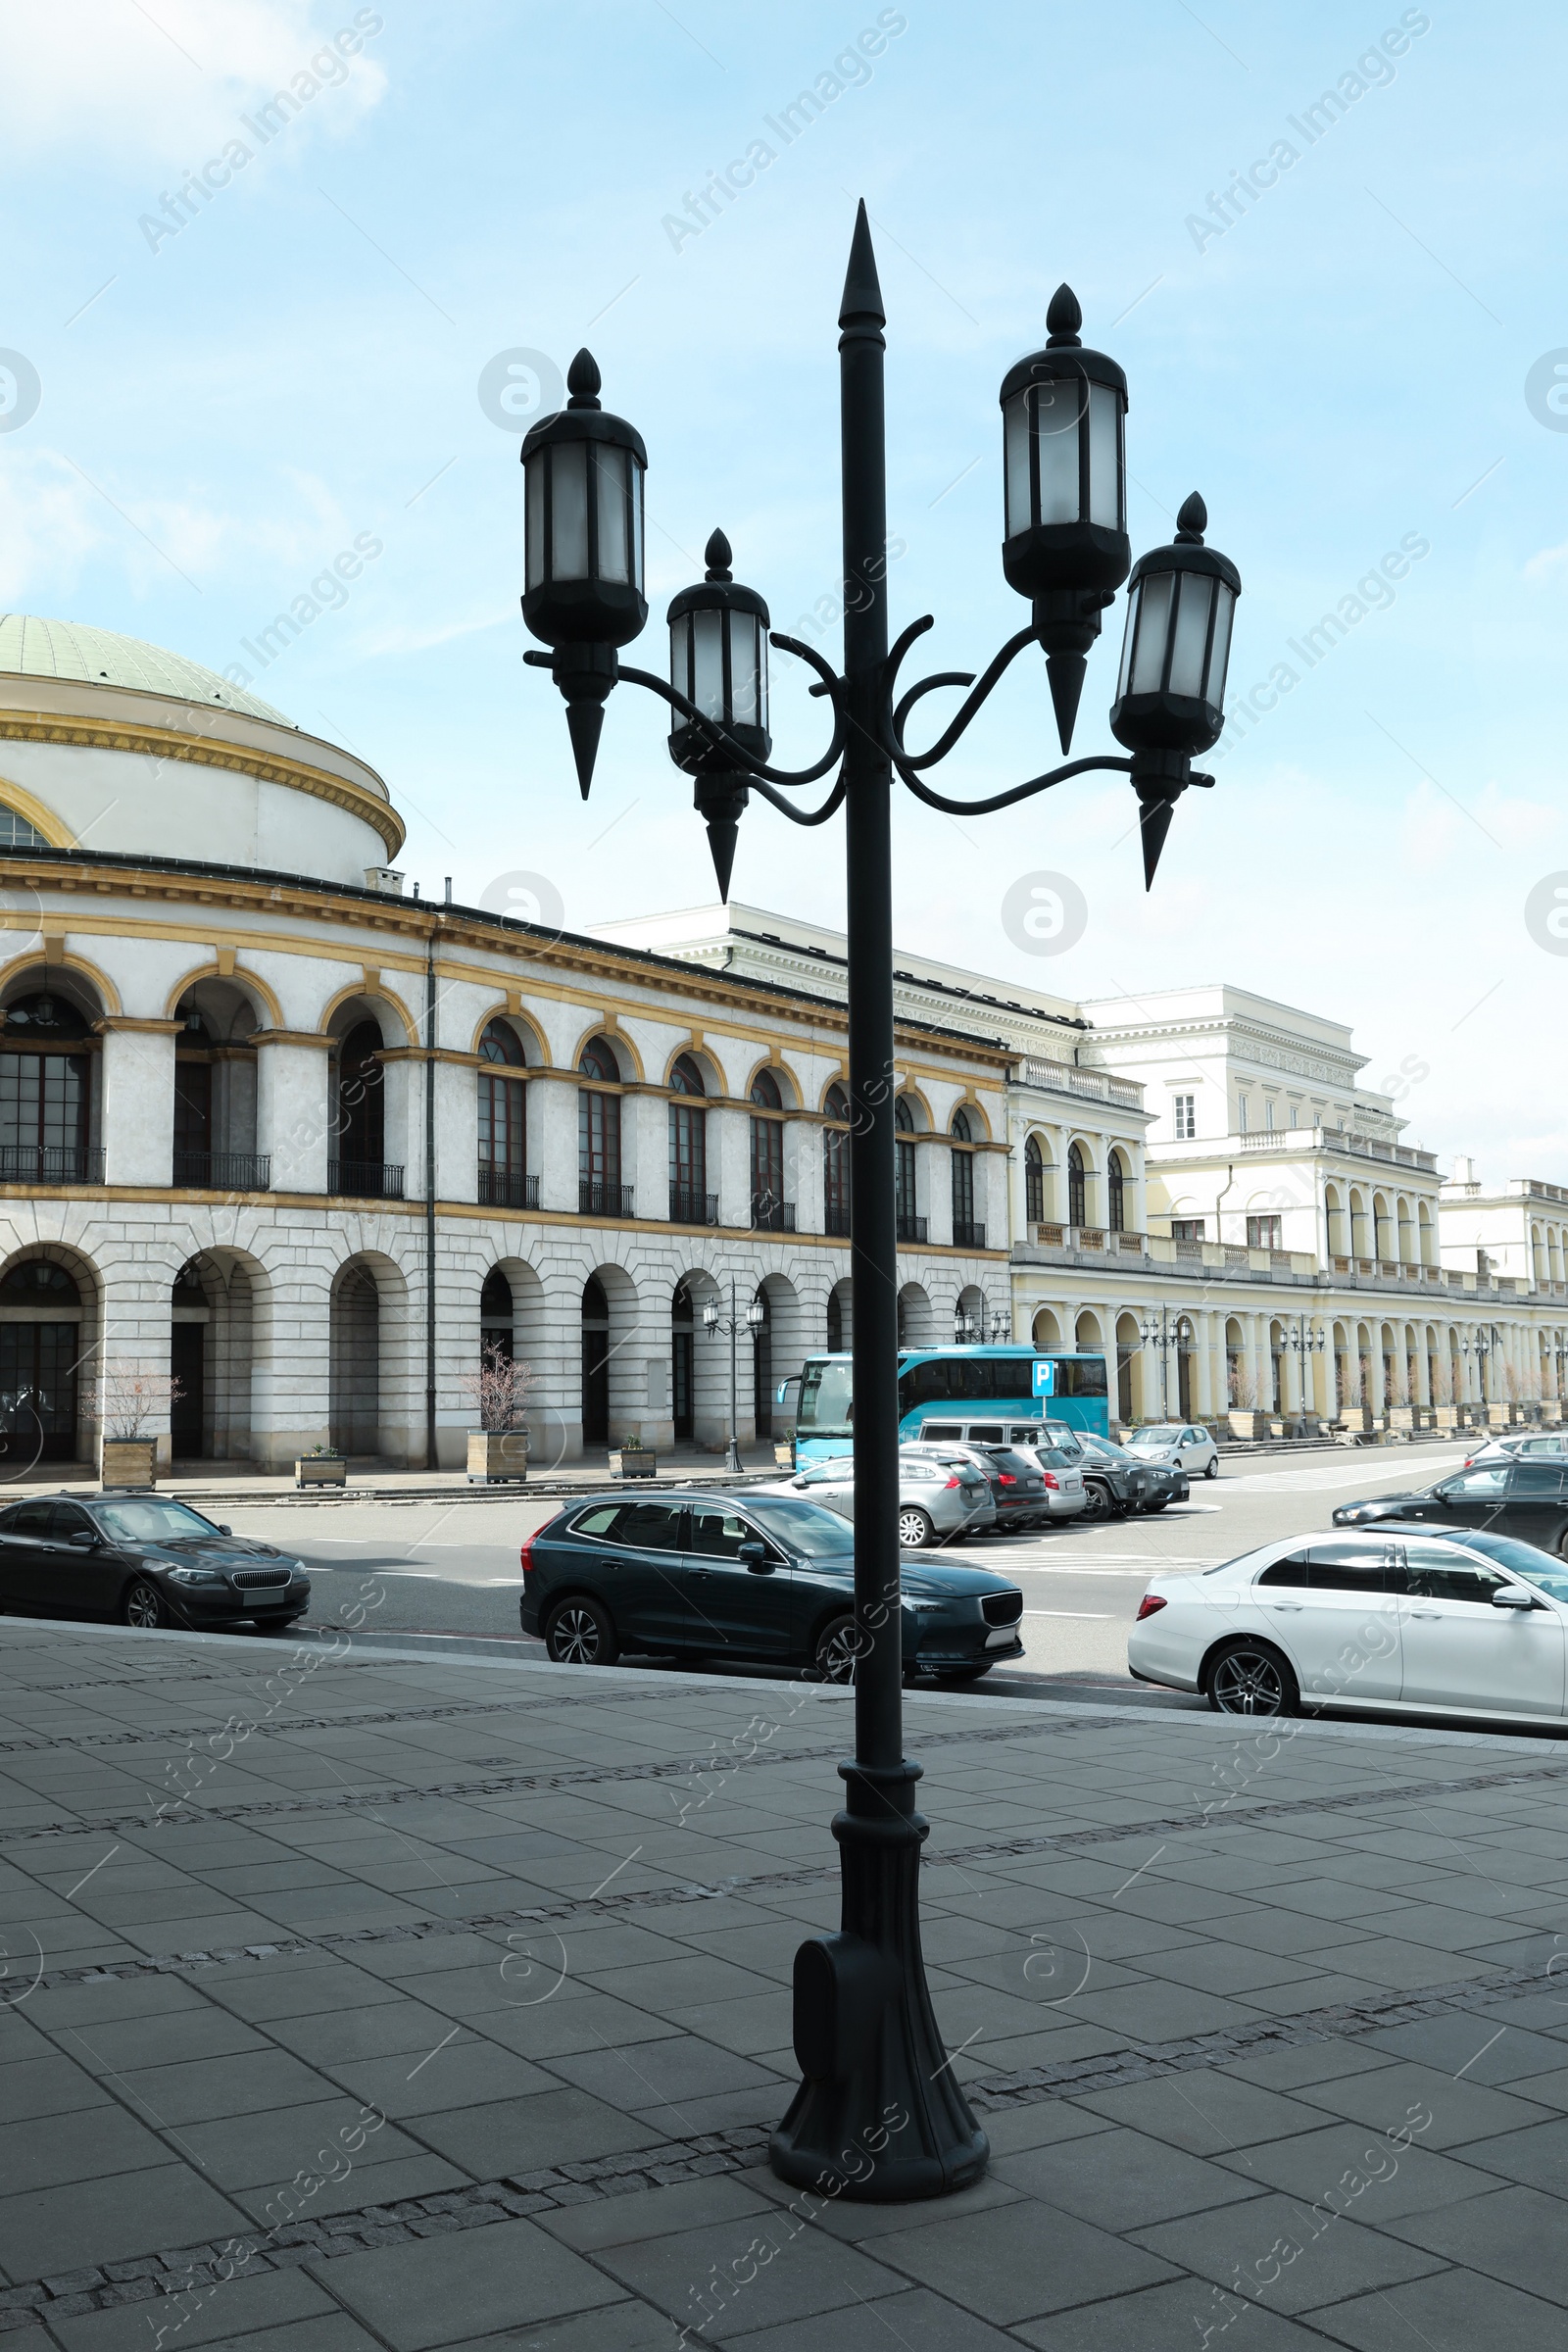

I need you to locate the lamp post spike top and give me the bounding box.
[565,703,604,799]
[1137,786,1177,893]
[566,349,602,409]
[704,528,733,581]
[839,198,886,328]
[1045,283,1083,347]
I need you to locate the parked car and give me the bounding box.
[1128,1524,1568,1725]
[1462,1431,1568,1470]
[1123,1423,1220,1480]
[518,1490,1025,1682]
[992,1441,1088,1523]
[1334,1457,1568,1555]
[1073,1432,1187,1517]
[759,1447,994,1549]
[0,1493,311,1631]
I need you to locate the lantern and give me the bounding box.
[667,530,771,901]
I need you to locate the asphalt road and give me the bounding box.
[220,1444,1473,1709]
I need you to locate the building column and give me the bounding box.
[255,1032,331,1193]
[529,1072,579,1213]
[98,1019,181,1188]
[788,1113,820,1233]
[95,1237,189,1474]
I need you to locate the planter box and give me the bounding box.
[295,1456,347,1490]
[101,1439,156,1489]
[1433,1405,1463,1431]
[610,1448,657,1480]
[1487,1403,1517,1429]
[467,1431,529,1484]
[773,1441,796,1470]
[1388,1406,1419,1432]
[1227,1410,1267,1441]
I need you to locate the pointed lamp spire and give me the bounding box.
[839,199,886,328]
[1137,784,1179,892]
[706,815,739,902]
[1046,652,1087,754]
[565,702,604,799]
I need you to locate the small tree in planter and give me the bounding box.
[460,1344,534,1482]
[97,1364,182,1487]
[610,1428,657,1480]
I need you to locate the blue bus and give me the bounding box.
[791,1347,1111,1464]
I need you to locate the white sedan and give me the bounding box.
[1128,1524,1568,1725]
[1123,1422,1220,1480]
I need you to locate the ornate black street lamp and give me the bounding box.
[520,205,1240,2203]
[703,1279,766,1476]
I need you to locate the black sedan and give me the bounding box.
[1334,1456,1568,1558]
[0,1493,311,1631]
[518,1489,1024,1683]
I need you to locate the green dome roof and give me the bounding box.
[0,614,294,727]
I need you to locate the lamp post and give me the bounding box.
[1137,1305,1193,1420]
[954,1303,1008,1345]
[703,1281,765,1476]
[519,206,1240,2204]
[1462,1325,1495,1410]
[1284,1317,1325,1424]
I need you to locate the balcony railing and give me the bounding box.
[173,1151,270,1192]
[580,1178,635,1218]
[952,1220,987,1250]
[478,1164,539,1210]
[824,1200,852,1237]
[0,1144,104,1186]
[750,1194,796,1232]
[669,1184,719,1227]
[896,1212,927,1244]
[1018,1058,1144,1109]
[328,1158,404,1200]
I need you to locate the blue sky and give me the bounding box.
[3,1,1566,1179]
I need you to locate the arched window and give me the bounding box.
[824,1082,852,1236]
[1107,1151,1126,1236]
[669,1055,710,1223]
[950,1108,978,1246]
[894,1098,920,1241]
[478,1021,528,1206]
[750,1069,786,1229]
[0,1257,81,1462]
[827,1279,850,1353]
[333,1020,385,1187]
[578,1040,623,1216]
[1067,1141,1087,1228]
[581,1276,610,1447]
[0,992,93,1185]
[0,809,46,850]
[672,1280,695,1443]
[480,1267,514,1365]
[1024,1135,1045,1225]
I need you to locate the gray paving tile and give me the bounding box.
[1449,2116,1568,2193]
[1073,2073,1323,2157]
[311,2216,628,2350]
[994,2126,1262,2230]
[869,2197,1177,2324]
[1014,2278,1339,2349]
[1308,2266,1568,2350]
[723,2285,1024,2349]
[413,2084,665,2174]
[320,2038,557,2119]
[1364,2012,1568,2083]
[538,2173,773,2251]
[590,2209,906,2336]
[1133,2190,1446,2314]
[543,2034,778,2113]
[230,2151,468,2224]
[109,2049,333,2127]
[0,2160,248,2278]
[1378,2183,1568,2307]
[1215,2118,1507,2218]
[1293,2058,1554,2150]
[0,2105,172,2197]
[0,2052,110,2121]
[172,2098,428,2189]
[46,2266,336,2352]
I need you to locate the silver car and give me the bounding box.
[1124,1422,1220,1480]
[1003,1441,1088,1520]
[1463,1430,1568,1470]
[760,1448,995,1548]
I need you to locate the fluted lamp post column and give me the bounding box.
[517,204,1243,2201]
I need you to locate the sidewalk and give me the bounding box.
[3,1446,788,1508]
[0,1623,1566,2350]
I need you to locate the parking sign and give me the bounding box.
[1031,1360,1054,1396]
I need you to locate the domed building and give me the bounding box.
[0,617,1012,1472]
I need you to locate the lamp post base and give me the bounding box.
[723,1439,743,1474]
[768,1762,989,2203]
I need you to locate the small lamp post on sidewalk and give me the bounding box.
[704,1282,765,1475]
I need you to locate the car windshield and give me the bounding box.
[1127,1426,1182,1446]
[743,1497,856,1558]
[93,1499,222,1544]
[1454,1529,1568,1603]
[1081,1435,1134,1462]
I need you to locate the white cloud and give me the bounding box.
[0,1,386,169]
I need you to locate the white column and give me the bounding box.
[787,1114,818,1231]
[927,1141,954,1248]
[99,1020,179,1187]
[256,1034,330,1193]
[621,1088,666,1224]
[530,1074,580,1213]
[433,1056,478,1204]
[713,1104,750,1229]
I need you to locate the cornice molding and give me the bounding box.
[0,710,405,859]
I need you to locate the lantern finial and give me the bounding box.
[1046,653,1087,754]
[839,200,886,328]
[1137,782,1181,891]
[705,529,733,581]
[1046,285,1082,347]
[565,702,604,798]
[566,349,602,409]
[1176,492,1207,543]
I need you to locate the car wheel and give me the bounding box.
[813,1613,865,1683]
[1204,1456,1219,1480]
[1081,1481,1113,1520]
[898,1506,935,1550]
[934,1662,993,1684]
[122,1579,166,1631]
[543,1595,619,1666]
[1205,1639,1298,1718]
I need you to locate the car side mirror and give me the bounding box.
[1492,1587,1536,1609]
[217,1524,232,1537]
[791,1476,808,1490]
[738,1543,772,1575]
[67,1531,95,1548]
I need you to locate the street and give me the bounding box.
[222,1444,1476,1709]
